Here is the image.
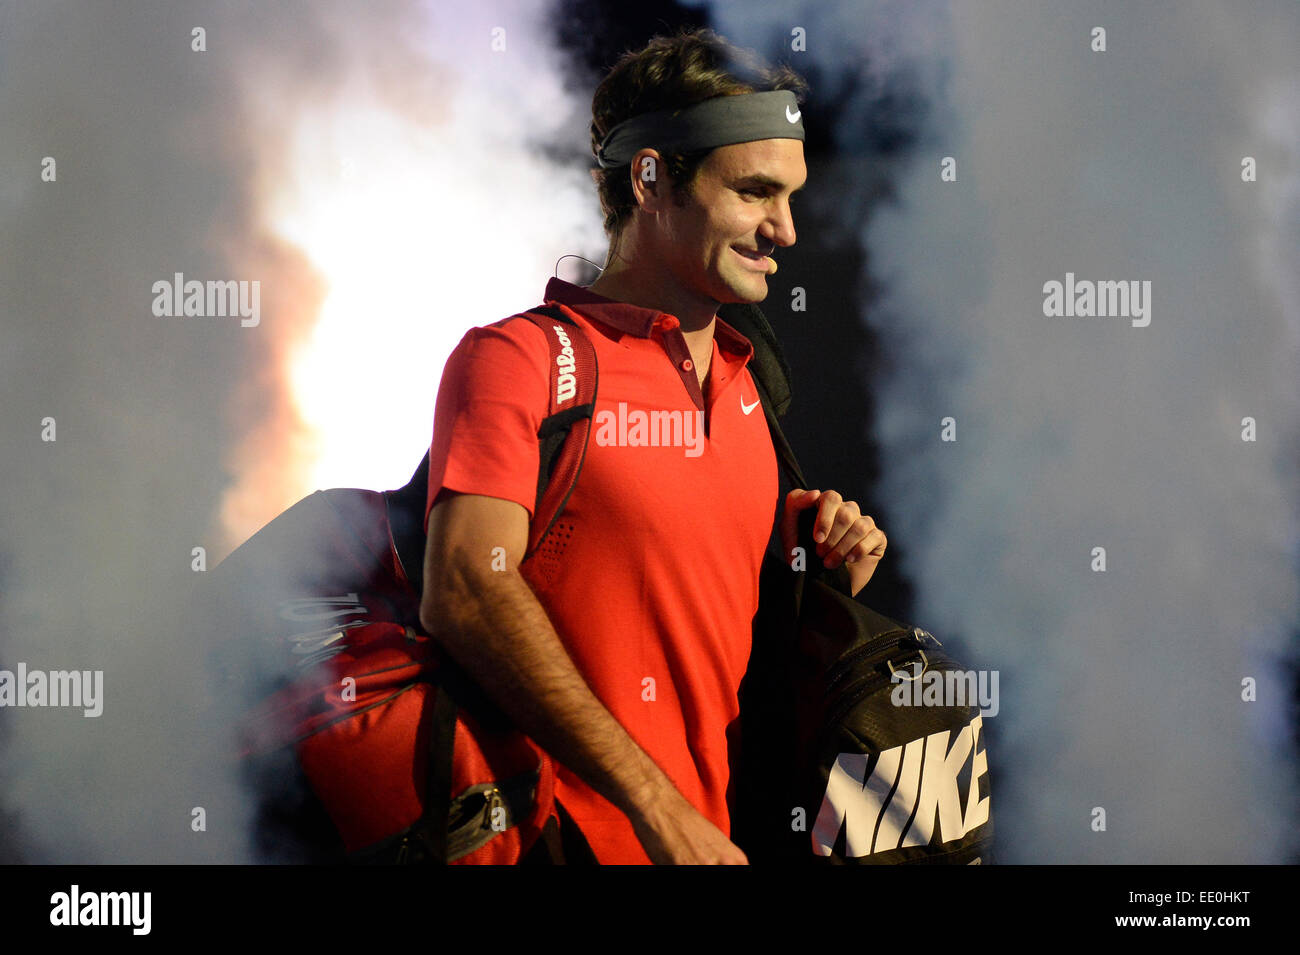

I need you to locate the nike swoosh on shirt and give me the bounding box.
[741,396,761,415]
[785,105,801,123]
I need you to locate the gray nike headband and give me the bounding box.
[594,89,805,169]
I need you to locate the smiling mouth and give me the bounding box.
[733,246,774,270]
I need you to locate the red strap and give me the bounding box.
[513,307,598,558]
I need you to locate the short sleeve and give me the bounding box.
[424,318,551,532]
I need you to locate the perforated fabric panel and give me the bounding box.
[528,518,574,583]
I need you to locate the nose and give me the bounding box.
[762,195,797,249]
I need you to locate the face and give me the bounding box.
[643,138,806,306]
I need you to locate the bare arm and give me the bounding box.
[419,490,747,864]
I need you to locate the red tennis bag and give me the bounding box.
[199,305,598,863]
[228,490,558,863]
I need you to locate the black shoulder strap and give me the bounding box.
[719,303,852,597]
[717,302,794,418]
[718,301,805,489]
[384,455,432,595]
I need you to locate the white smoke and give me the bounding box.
[703,0,1300,861]
[0,0,598,862]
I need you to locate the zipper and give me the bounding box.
[822,636,953,731]
[822,645,949,730]
[823,626,942,694]
[445,783,514,860]
[823,667,907,730]
[823,628,913,694]
[824,670,898,730]
[482,787,503,832]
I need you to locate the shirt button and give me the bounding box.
[681,358,694,372]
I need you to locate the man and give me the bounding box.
[419,28,886,864]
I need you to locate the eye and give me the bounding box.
[739,187,766,198]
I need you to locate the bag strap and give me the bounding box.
[384,304,598,599]
[748,353,807,492]
[717,303,856,601]
[716,302,794,417]
[422,684,459,863]
[387,303,598,864]
[716,301,805,489]
[517,305,599,558]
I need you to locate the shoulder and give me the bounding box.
[442,310,562,381]
[462,310,551,353]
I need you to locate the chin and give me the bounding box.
[711,273,768,306]
[727,279,769,305]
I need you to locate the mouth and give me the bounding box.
[732,245,774,272]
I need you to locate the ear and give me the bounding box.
[629,148,667,214]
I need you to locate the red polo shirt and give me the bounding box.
[424,277,778,863]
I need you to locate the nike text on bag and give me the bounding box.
[726,352,995,864]
[794,581,993,863]
[192,305,598,864]
[732,539,995,863]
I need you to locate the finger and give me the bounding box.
[824,515,875,568]
[817,499,862,557]
[784,487,821,512]
[780,489,820,551]
[811,490,845,548]
[816,493,857,553]
[844,527,887,566]
[821,512,870,566]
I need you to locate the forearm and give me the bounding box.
[421,563,673,822]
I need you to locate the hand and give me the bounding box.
[779,488,887,597]
[627,788,749,865]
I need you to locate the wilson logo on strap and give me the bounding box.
[552,324,577,404]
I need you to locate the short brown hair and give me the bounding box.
[590,27,808,245]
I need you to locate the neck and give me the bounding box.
[587,248,718,336]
